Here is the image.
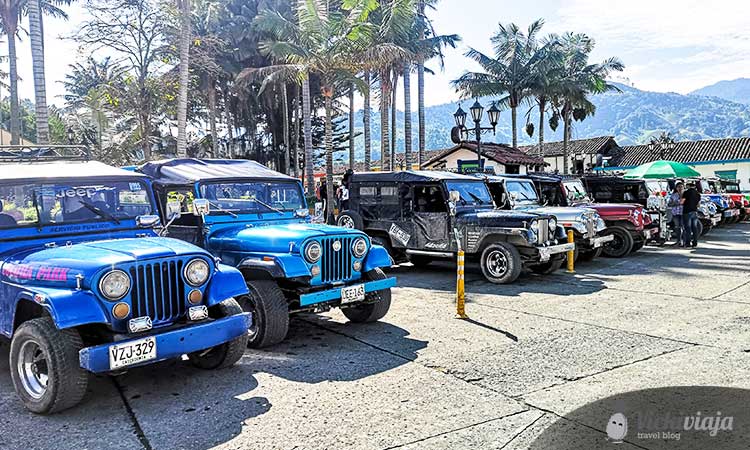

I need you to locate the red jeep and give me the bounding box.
[527,173,653,258]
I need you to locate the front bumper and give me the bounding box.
[299,277,397,307]
[711,215,722,225]
[589,234,615,248]
[723,209,740,218]
[79,313,252,373]
[537,242,575,262]
[643,227,659,239]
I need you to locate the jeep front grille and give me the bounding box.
[586,216,596,238]
[537,219,550,244]
[320,237,353,283]
[129,259,187,325]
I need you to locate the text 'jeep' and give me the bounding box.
[138,159,396,349]
[0,148,251,414]
[337,171,573,284]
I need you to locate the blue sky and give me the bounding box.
[13,0,750,108]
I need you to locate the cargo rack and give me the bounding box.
[0,145,91,162]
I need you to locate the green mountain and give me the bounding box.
[690,78,750,105]
[350,82,750,160]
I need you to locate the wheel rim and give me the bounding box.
[338,215,355,229]
[605,233,625,254]
[18,340,48,400]
[485,250,509,278]
[240,291,260,340]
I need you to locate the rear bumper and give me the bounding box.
[299,277,397,307]
[79,313,252,373]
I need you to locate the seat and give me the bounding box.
[0,200,18,227]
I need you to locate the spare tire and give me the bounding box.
[336,211,363,230]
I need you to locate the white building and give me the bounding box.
[518,136,623,174]
[423,141,545,174]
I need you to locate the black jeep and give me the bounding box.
[336,171,572,284]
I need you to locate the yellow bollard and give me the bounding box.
[456,250,468,319]
[566,230,575,273]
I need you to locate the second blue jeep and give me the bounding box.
[138,159,396,348]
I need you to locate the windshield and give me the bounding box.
[0,180,153,229]
[199,181,304,215]
[563,180,590,202]
[445,181,493,206]
[646,180,667,194]
[723,183,741,193]
[505,180,539,203]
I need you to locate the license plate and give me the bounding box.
[341,284,365,304]
[109,337,157,370]
[724,210,738,217]
[712,217,722,225]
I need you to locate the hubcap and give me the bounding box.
[18,340,48,399]
[338,215,355,229]
[485,250,509,278]
[240,291,260,340]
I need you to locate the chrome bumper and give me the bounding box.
[538,242,575,262]
[590,234,615,248]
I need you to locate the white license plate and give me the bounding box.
[724,210,738,217]
[341,284,365,304]
[712,217,722,225]
[109,337,157,370]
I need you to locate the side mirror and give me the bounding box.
[295,208,309,218]
[166,200,182,220]
[449,190,461,203]
[192,199,210,216]
[136,215,161,228]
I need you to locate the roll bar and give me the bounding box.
[0,145,91,162]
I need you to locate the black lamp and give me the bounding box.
[470,99,483,123]
[453,105,467,128]
[487,102,500,128]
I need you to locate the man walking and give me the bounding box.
[681,181,702,248]
[667,182,684,246]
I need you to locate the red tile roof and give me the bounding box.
[616,136,750,167]
[425,142,545,167]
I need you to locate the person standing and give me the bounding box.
[667,182,684,246]
[681,181,702,248]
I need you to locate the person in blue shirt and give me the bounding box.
[667,182,684,246]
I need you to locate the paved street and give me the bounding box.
[1,224,749,450]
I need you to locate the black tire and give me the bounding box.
[631,240,645,252]
[578,247,602,262]
[530,255,565,274]
[479,242,522,284]
[407,254,432,267]
[700,221,711,236]
[336,211,363,230]
[9,317,88,414]
[601,226,634,258]
[342,268,392,323]
[188,299,248,369]
[238,280,289,349]
[695,220,704,238]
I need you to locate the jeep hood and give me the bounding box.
[207,222,365,254]
[513,205,595,222]
[456,208,542,228]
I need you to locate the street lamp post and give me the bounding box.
[648,132,676,160]
[453,99,500,172]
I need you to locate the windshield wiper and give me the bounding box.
[78,200,120,224]
[206,200,238,218]
[467,191,485,204]
[252,197,284,214]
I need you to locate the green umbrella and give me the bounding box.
[623,160,701,179]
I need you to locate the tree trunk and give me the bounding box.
[223,83,234,158]
[348,84,354,170]
[511,106,518,149]
[7,28,20,145]
[207,76,218,157]
[282,83,290,174]
[292,84,300,178]
[403,66,412,170]
[538,97,545,159]
[28,0,49,144]
[417,0,426,168]
[176,0,191,157]
[562,108,571,175]
[363,70,372,170]
[302,76,314,194]
[390,70,398,171]
[324,93,335,224]
[379,69,391,171]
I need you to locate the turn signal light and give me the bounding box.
[188,289,203,304]
[112,302,130,320]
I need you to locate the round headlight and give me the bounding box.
[184,258,210,286]
[352,237,368,258]
[304,241,322,263]
[530,220,539,233]
[99,270,131,301]
[549,218,557,230]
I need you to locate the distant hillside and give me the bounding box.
[690,78,750,105]
[350,82,750,160]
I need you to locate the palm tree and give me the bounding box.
[550,33,623,174]
[347,82,354,170]
[245,0,402,221]
[452,19,549,149]
[523,34,561,158]
[362,69,372,170]
[26,0,74,144]
[0,0,23,144]
[402,64,411,169]
[176,0,191,157]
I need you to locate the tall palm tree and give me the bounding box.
[362,69,371,170]
[176,0,191,157]
[550,32,623,174]
[523,34,561,158]
[347,82,354,170]
[452,19,549,149]
[246,0,402,221]
[0,0,23,144]
[402,64,411,169]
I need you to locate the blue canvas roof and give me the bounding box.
[139,159,296,184]
[0,161,149,182]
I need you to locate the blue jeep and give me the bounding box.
[137,159,396,348]
[0,147,251,414]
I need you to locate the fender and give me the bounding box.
[16,287,109,331]
[204,264,249,306]
[363,245,393,272]
[238,252,312,279]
